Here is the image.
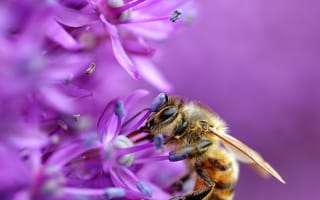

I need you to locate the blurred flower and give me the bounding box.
[0,0,194,149]
[49,0,194,91]
[0,0,195,199]
[1,91,188,199]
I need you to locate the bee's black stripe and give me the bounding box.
[214,182,235,190]
[185,187,213,200]
[208,158,232,171]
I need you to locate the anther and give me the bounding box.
[57,120,68,131]
[150,93,168,112]
[168,151,188,162]
[85,63,96,75]
[170,9,183,23]
[180,146,196,155]
[136,180,152,197]
[199,140,212,149]
[114,101,125,118]
[153,134,164,149]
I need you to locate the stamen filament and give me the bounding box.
[113,0,147,14]
[125,110,151,133]
[110,169,148,199]
[134,155,169,164]
[64,187,107,196]
[47,142,101,168]
[121,16,170,24]
[121,107,150,128]
[116,142,153,156]
[64,187,126,199]
[119,166,138,182]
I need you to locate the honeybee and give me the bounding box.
[131,93,285,200]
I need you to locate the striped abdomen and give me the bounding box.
[194,148,239,200]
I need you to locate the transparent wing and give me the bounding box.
[209,127,286,184]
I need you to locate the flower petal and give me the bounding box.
[46,140,100,168]
[55,6,98,27]
[121,12,173,40]
[45,18,81,50]
[100,14,140,79]
[39,85,75,113]
[97,100,117,137]
[132,56,173,92]
[0,143,30,192]
[124,89,149,112]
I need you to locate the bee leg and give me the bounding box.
[171,163,215,200]
[170,186,213,200]
[168,173,192,193]
[169,140,213,163]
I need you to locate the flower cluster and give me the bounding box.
[2,90,189,199]
[0,0,194,199]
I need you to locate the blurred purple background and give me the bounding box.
[151,0,320,199]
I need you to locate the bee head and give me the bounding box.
[142,93,183,137]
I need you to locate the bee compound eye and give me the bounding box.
[158,106,178,121]
[150,93,168,112]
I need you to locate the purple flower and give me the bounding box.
[0,1,196,199]
[1,91,188,199]
[48,0,194,91]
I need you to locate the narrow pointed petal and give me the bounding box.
[97,100,117,136]
[55,6,99,27]
[39,85,75,113]
[132,56,173,92]
[46,19,81,50]
[121,12,173,40]
[102,114,121,144]
[100,15,140,79]
[124,89,149,112]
